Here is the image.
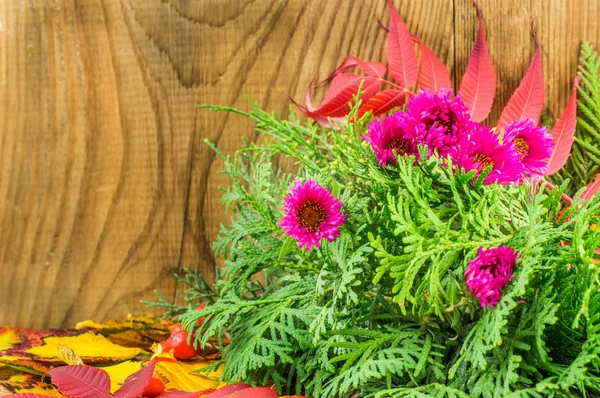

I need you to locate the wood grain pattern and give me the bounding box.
[0,0,597,329]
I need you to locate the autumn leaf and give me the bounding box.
[99,361,143,394]
[76,314,172,349]
[581,179,600,201]
[160,389,216,398]
[113,358,159,398]
[227,388,277,398]
[316,56,387,84]
[386,0,418,88]
[26,333,142,364]
[496,32,544,130]
[546,76,580,175]
[56,345,83,366]
[356,89,408,118]
[47,365,112,398]
[0,327,21,351]
[0,355,52,375]
[413,36,452,92]
[458,0,496,122]
[154,353,222,392]
[1,375,63,397]
[204,384,252,398]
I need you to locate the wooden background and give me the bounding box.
[1,0,599,329]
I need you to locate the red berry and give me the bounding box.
[171,331,197,360]
[170,323,183,335]
[196,304,206,325]
[142,377,165,398]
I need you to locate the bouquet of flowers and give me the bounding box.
[153,1,600,397]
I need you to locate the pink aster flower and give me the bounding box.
[279,179,346,251]
[362,112,418,166]
[451,125,523,185]
[405,89,473,156]
[503,119,554,178]
[465,246,518,308]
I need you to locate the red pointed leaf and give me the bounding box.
[386,0,418,88]
[114,358,162,398]
[48,365,111,398]
[317,56,387,85]
[320,73,363,107]
[458,1,496,122]
[497,38,544,130]
[581,179,600,201]
[205,384,252,398]
[161,389,216,398]
[546,76,580,175]
[357,89,408,118]
[413,37,452,92]
[227,387,278,398]
[291,96,346,129]
[315,77,381,117]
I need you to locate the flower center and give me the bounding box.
[473,153,494,169]
[386,138,409,155]
[297,201,326,232]
[513,137,529,155]
[424,110,455,133]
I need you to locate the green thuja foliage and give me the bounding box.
[150,99,600,397]
[548,41,600,195]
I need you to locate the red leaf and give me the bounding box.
[315,76,380,117]
[227,387,278,398]
[546,76,580,175]
[458,0,496,122]
[204,384,252,398]
[48,365,111,398]
[0,395,57,398]
[581,179,600,201]
[413,37,452,92]
[114,358,161,398]
[386,0,418,88]
[293,73,381,125]
[161,389,216,398]
[357,89,408,118]
[496,36,544,130]
[317,56,387,84]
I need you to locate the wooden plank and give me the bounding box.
[1,0,598,328]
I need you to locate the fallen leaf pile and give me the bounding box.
[0,315,303,398]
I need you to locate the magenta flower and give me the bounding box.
[279,179,346,251]
[362,112,418,166]
[465,246,518,308]
[405,89,473,156]
[503,119,554,178]
[451,125,523,185]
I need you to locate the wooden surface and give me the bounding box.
[0,0,598,329]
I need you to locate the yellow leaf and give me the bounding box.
[2,373,63,397]
[75,314,172,349]
[99,361,143,393]
[0,327,20,351]
[154,353,223,392]
[25,333,142,364]
[0,355,52,374]
[56,344,83,365]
